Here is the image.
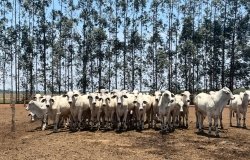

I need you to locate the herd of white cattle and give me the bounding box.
[25,87,250,136]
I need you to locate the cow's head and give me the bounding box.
[134,95,147,111]
[112,91,128,106]
[222,87,234,100]
[181,91,191,106]
[41,95,53,108]
[154,91,162,102]
[98,94,110,107]
[88,93,99,106]
[175,95,184,112]
[63,91,79,105]
[33,94,43,102]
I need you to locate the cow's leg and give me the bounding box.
[146,111,151,129]
[195,110,199,129]
[230,109,233,127]
[90,110,95,130]
[78,109,83,131]
[182,114,185,127]
[96,109,101,130]
[116,111,121,130]
[53,112,61,132]
[236,111,240,127]
[214,116,219,137]
[198,113,203,132]
[208,115,212,135]
[186,110,189,128]
[104,112,109,130]
[242,112,246,128]
[142,111,146,130]
[160,115,164,131]
[122,110,128,130]
[219,112,223,129]
[41,114,47,131]
[110,110,114,129]
[153,111,157,129]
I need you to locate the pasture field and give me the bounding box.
[0,104,250,160]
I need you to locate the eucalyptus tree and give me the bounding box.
[120,0,129,89]
[127,0,143,90]
[179,15,194,91]
[148,0,163,90]
[138,0,147,91]
[76,0,95,93]
[0,0,12,103]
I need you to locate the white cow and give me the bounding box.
[229,91,250,128]
[88,92,101,130]
[179,91,191,128]
[133,94,152,130]
[63,91,81,131]
[112,91,128,131]
[194,87,234,136]
[70,94,91,131]
[158,90,175,132]
[49,96,71,132]
[97,93,111,130]
[126,93,137,130]
[170,94,184,128]
[28,93,44,122]
[151,91,162,129]
[26,100,47,130]
[209,90,224,129]
[41,95,71,132]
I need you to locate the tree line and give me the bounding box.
[0,0,249,103]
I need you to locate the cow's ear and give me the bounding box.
[106,98,110,101]
[62,94,68,97]
[123,95,128,98]
[171,93,175,97]
[111,95,117,99]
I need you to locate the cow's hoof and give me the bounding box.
[243,125,247,129]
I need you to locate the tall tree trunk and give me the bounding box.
[51,0,55,95]
[139,4,143,92]
[221,0,227,88]
[229,0,238,91]
[123,0,128,89]
[43,2,46,94]
[168,0,173,91]
[115,0,118,89]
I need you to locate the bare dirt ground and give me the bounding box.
[0,104,250,160]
